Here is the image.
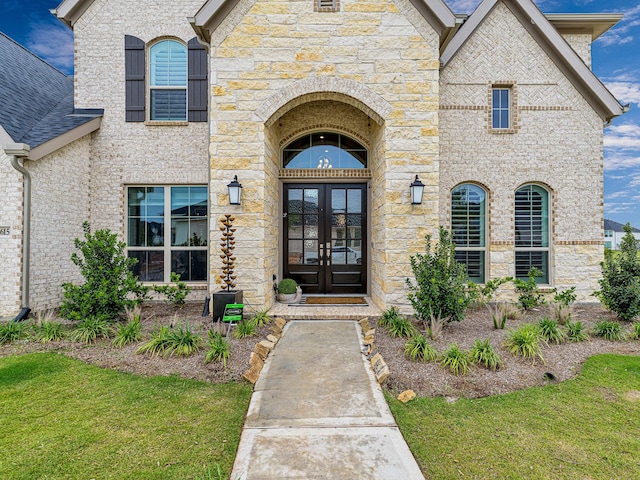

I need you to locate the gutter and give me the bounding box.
[4,144,32,321]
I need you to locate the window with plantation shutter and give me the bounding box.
[150,40,187,121]
[451,184,486,283]
[515,184,549,283]
[125,35,145,122]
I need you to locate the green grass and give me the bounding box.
[389,354,640,479]
[0,353,252,479]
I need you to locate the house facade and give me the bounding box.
[0,0,625,318]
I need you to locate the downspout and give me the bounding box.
[5,143,32,321]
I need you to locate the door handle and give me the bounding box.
[325,242,331,266]
[319,244,324,266]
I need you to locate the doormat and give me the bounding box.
[298,296,367,306]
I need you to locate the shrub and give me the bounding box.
[205,331,231,367]
[469,339,502,370]
[61,222,149,321]
[112,318,142,348]
[70,315,113,344]
[406,227,471,323]
[32,321,65,343]
[277,278,297,295]
[553,286,577,306]
[468,277,513,307]
[32,310,65,343]
[250,309,271,327]
[138,322,202,357]
[379,306,400,329]
[499,302,521,320]
[514,268,547,311]
[233,320,256,339]
[152,272,191,307]
[631,322,640,340]
[0,321,28,344]
[503,324,544,364]
[425,311,446,340]
[593,319,623,341]
[403,334,438,362]
[440,344,472,375]
[552,302,573,325]
[488,304,507,330]
[538,317,566,344]
[566,320,588,343]
[386,314,418,338]
[594,223,640,321]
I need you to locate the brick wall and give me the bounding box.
[440,2,604,301]
[0,152,23,316]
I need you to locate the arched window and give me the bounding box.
[149,40,187,121]
[515,184,549,283]
[451,184,486,283]
[283,132,367,169]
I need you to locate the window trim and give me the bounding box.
[147,39,188,123]
[514,183,551,284]
[451,183,487,284]
[126,185,209,283]
[488,82,518,134]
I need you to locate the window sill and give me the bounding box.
[489,128,517,134]
[145,121,189,126]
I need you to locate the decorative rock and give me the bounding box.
[363,335,374,345]
[359,318,371,332]
[398,390,416,403]
[243,363,262,384]
[270,325,283,336]
[266,334,279,344]
[364,328,375,337]
[370,353,382,368]
[249,351,264,369]
[254,340,274,361]
[375,365,390,384]
[275,317,287,329]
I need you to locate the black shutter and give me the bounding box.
[188,37,208,122]
[125,35,145,122]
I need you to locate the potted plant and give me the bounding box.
[277,278,299,303]
[212,215,243,322]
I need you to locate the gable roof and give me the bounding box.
[441,0,625,123]
[0,33,102,160]
[604,219,640,233]
[190,0,457,44]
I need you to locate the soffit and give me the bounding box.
[546,14,623,41]
[52,0,95,27]
[441,0,625,122]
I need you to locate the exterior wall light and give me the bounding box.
[227,175,242,205]
[410,175,425,205]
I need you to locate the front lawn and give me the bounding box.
[389,354,640,479]
[0,353,252,479]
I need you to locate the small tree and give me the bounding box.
[594,223,640,321]
[61,222,148,321]
[406,227,471,323]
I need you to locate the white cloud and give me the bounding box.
[603,153,640,171]
[606,81,640,108]
[605,202,635,214]
[445,0,482,14]
[26,22,74,74]
[606,190,630,199]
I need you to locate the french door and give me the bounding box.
[283,183,367,294]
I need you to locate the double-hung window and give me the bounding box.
[515,184,549,283]
[149,40,187,121]
[127,186,208,282]
[451,184,486,283]
[491,87,511,130]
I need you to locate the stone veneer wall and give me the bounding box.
[72,0,209,298]
[440,2,604,301]
[208,0,441,310]
[28,137,92,312]
[560,33,592,69]
[0,152,23,316]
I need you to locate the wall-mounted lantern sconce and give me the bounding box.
[227,175,242,205]
[410,175,425,205]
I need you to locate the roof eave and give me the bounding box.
[51,0,94,28]
[28,115,102,161]
[546,13,624,41]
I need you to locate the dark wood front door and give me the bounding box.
[284,183,367,294]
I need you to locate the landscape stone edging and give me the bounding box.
[359,317,390,384]
[242,316,287,384]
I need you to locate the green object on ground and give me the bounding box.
[0,353,251,479]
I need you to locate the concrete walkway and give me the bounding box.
[230,320,425,480]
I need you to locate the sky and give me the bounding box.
[1,0,639,227]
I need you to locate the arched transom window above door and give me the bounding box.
[283,133,367,169]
